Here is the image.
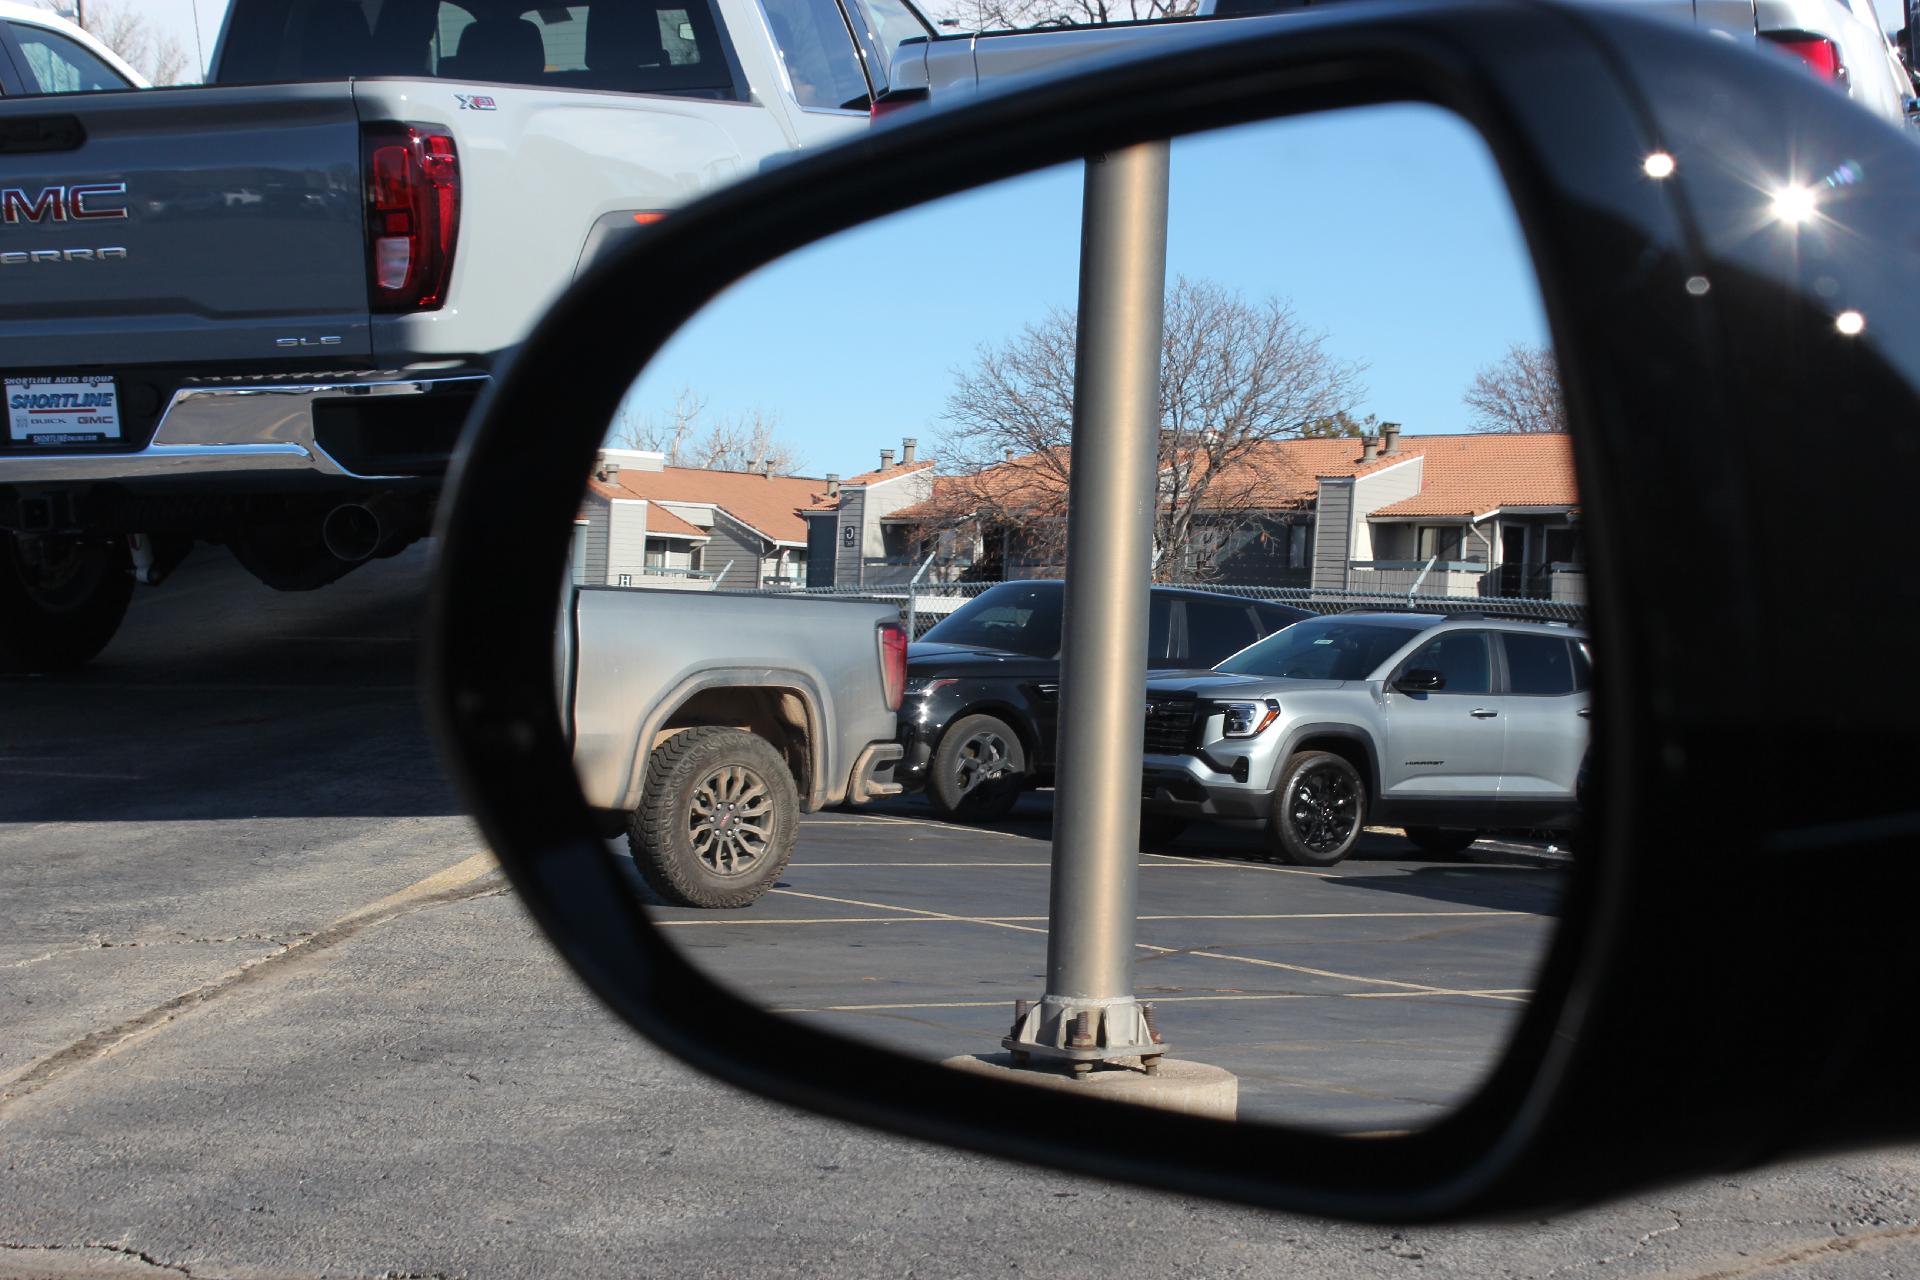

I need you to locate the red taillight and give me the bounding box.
[879,623,908,711]
[869,87,929,124]
[363,125,460,312]
[1764,33,1845,83]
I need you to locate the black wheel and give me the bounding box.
[1266,750,1366,867]
[630,726,798,908]
[1404,826,1479,858]
[0,534,134,675]
[1138,814,1188,850]
[927,713,1026,822]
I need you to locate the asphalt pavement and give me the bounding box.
[4,543,1918,1279]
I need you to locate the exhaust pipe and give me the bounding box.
[322,496,418,563]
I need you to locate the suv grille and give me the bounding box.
[1143,699,1197,755]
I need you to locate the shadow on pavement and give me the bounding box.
[0,544,464,823]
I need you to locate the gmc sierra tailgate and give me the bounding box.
[0,84,371,381]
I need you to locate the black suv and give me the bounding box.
[899,580,1311,820]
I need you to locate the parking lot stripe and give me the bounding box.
[1140,852,1338,879]
[1141,942,1522,1000]
[769,888,1530,1001]
[657,909,1533,927]
[774,987,1532,1013]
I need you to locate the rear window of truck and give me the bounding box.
[216,0,744,99]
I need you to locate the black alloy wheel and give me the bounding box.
[928,713,1026,822]
[1267,749,1366,867]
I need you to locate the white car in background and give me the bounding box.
[0,1,150,94]
[1198,0,1918,130]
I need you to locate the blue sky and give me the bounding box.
[620,104,1549,474]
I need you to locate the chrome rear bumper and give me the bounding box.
[1,372,488,485]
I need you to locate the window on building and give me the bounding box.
[1416,525,1465,562]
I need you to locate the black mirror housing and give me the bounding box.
[1397,667,1446,692]
[428,0,1920,1225]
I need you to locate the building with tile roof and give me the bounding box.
[808,426,1584,601]
[575,448,836,591]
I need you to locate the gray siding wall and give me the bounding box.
[858,471,936,557]
[1312,479,1355,592]
[580,495,610,586]
[606,500,650,586]
[1347,456,1424,564]
[706,514,764,590]
[834,488,867,584]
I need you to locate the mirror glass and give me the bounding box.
[563,103,1585,1132]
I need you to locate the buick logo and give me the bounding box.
[0,183,130,225]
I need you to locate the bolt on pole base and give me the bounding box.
[1002,995,1169,1076]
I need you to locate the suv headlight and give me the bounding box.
[905,676,956,697]
[1220,698,1281,738]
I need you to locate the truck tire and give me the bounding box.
[1266,750,1366,867]
[630,726,799,909]
[928,713,1025,822]
[0,535,133,675]
[1404,827,1479,858]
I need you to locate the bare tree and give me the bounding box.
[613,386,805,474]
[918,0,1194,30]
[936,276,1363,579]
[78,2,193,85]
[1464,343,1566,434]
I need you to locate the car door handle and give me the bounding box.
[1470,708,1499,718]
[1577,708,1592,719]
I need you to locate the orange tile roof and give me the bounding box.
[590,466,834,544]
[879,434,1574,524]
[841,459,937,488]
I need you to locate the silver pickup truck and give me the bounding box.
[565,586,907,907]
[889,0,1918,127]
[0,0,934,673]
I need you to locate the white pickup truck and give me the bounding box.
[0,0,934,671]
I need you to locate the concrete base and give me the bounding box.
[940,1053,1238,1120]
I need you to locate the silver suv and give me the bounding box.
[1139,613,1590,866]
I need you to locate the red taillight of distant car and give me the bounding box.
[879,623,908,711]
[1764,33,1846,84]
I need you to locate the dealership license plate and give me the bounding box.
[6,376,121,445]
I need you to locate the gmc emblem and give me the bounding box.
[0,183,130,225]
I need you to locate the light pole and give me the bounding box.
[1003,140,1172,1076]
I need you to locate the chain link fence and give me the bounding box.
[732,574,1585,639]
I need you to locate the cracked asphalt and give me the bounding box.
[4,545,1919,1279]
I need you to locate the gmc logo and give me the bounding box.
[0,183,130,225]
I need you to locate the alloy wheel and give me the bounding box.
[688,764,775,876]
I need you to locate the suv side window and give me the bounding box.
[1502,632,1576,696]
[8,22,134,94]
[1402,631,1491,695]
[1147,594,1181,667]
[759,0,871,110]
[1184,599,1261,667]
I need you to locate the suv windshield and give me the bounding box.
[1217,616,1428,681]
[920,582,1063,657]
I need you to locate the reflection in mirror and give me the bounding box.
[562,103,1585,1132]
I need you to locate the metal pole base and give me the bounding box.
[1001,995,1168,1076]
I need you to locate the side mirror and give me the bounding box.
[1395,667,1445,693]
[429,0,1920,1225]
